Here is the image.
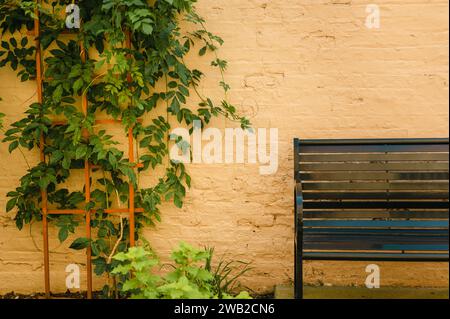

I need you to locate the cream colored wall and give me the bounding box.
[0,0,448,295]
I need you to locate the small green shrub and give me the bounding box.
[205,247,252,299]
[112,242,251,299]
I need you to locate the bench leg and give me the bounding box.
[294,188,304,299]
[295,252,303,299]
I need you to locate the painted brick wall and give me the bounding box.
[0,0,448,294]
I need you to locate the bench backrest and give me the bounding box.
[294,138,449,258]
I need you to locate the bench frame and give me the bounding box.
[294,138,450,299]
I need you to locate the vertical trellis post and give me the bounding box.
[33,0,50,299]
[80,41,93,299]
[125,31,136,247]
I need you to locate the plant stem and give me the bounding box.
[0,128,31,169]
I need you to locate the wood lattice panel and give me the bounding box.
[32,3,142,299]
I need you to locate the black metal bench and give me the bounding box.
[294,138,449,299]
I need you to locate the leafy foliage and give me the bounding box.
[0,36,36,81]
[0,0,250,298]
[205,247,253,299]
[112,243,251,299]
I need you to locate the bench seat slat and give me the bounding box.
[300,163,449,171]
[303,201,449,209]
[302,228,449,235]
[300,143,449,154]
[302,252,450,261]
[303,210,449,219]
[299,172,449,181]
[304,230,449,251]
[299,153,449,162]
[303,220,449,228]
[302,182,449,191]
[305,243,449,251]
[304,234,448,243]
[302,192,449,200]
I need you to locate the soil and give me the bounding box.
[0,291,102,299]
[0,291,275,300]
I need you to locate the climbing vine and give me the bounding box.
[0,0,249,297]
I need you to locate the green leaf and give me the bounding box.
[141,24,153,35]
[73,78,84,93]
[21,37,28,47]
[112,252,128,262]
[174,196,183,208]
[9,38,17,48]
[38,176,51,190]
[58,227,69,243]
[111,263,132,275]
[75,145,87,159]
[93,258,107,276]
[108,153,117,168]
[119,165,137,185]
[8,141,19,153]
[53,85,63,102]
[98,227,108,238]
[6,198,17,212]
[168,81,178,89]
[85,201,96,211]
[170,98,180,114]
[69,237,90,250]
[95,59,106,71]
[122,278,140,291]
[199,46,207,56]
[91,242,100,256]
[62,156,71,170]
[50,150,64,164]
[16,218,23,230]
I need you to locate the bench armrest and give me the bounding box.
[295,183,304,223]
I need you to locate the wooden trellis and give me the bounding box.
[32,4,143,299]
